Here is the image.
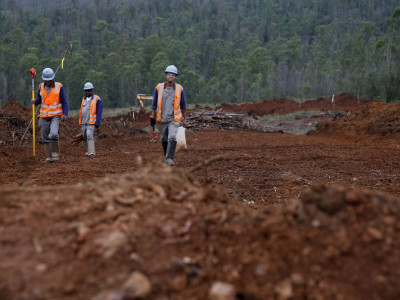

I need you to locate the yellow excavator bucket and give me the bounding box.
[136,94,153,110]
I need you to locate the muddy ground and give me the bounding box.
[1,93,400,299]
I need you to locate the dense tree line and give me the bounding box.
[0,0,399,109]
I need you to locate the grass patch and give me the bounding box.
[69,103,217,118]
[263,110,324,121]
[187,103,217,109]
[69,106,145,118]
[101,106,143,118]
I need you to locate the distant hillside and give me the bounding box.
[0,0,399,108]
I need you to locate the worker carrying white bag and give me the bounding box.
[176,126,187,152]
[149,65,188,165]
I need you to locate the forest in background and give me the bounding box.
[0,0,399,109]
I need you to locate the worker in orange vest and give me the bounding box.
[32,68,69,163]
[78,82,103,157]
[150,65,187,165]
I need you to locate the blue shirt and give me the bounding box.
[81,95,103,126]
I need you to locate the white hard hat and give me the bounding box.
[165,65,178,75]
[42,68,55,81]
[84,82,94,90]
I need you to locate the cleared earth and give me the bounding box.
[1,94,400,299]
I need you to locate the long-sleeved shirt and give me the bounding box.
[35,83,69,116]
[151,82,187,111]
[81,95,103,126]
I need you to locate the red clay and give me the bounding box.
[1,96,400,299]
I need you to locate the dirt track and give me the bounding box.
[2,95,400,299]
[3,125,400,203]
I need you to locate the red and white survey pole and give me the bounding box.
[30,68,36,157]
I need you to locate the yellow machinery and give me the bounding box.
[137,94,153,112]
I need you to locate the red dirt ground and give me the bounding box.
[2,94,400,299]
[217,93,372,116]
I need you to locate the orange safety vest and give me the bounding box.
[79,95,99,125]
[155,83,183,123]
[39,82,63,118]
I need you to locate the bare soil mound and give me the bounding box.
[1,166,399,299]
[103,110,149,134]
[0,101,33,146]
[313,102,400,142]
[217,93,372,116]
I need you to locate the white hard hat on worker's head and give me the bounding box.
[84,82,94,90]
[42,68,55,81]
[165,65,178,75]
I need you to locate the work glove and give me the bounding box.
[61,115,67,122]
[95,125,100,128]
[150,117,156,127]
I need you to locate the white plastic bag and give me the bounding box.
[176,126,187,152]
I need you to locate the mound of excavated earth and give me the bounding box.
[217,93,371,116]
[313,101,400,143]
[1,164,400,299]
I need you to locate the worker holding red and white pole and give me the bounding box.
[32,68,69,163]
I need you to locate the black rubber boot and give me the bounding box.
[162,141,168,157]
[164,141,177,165]
[44,143,53,163]
[50,140,59,161]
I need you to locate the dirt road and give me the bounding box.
[2,128,400,202]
